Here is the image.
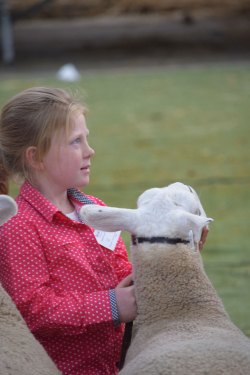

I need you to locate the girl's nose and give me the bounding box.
[84,143,95,158]
[89,146,95,157]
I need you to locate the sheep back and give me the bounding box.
[0,283,61,375]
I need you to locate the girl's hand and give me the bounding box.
[115,274,137,323]
[199,226,209,251]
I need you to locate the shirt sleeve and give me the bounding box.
[109,289,120,326]
[0,217,114,337]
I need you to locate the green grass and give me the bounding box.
[1,63,250,337]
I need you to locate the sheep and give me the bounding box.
[80,182,250,375]
[0,194,61,375]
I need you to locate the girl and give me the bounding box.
[0,87,136,375]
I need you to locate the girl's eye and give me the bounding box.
[72,137,81,144]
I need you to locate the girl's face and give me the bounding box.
[41,113,95,191]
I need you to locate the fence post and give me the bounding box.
[0,0,15,63]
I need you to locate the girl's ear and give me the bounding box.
[25,146,44,171]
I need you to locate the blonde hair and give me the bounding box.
[0,87,86,184]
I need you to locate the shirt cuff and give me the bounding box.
[109,289,120,326]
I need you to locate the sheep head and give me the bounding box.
[80,182,213,246]
[0,195,18,225]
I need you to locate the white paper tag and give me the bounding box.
[94,230,121,251]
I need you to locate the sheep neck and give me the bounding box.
[131,243,228,327]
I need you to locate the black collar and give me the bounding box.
[131,235,189,246]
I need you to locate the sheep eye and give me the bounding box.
[196,208,201,216]
[174,202,181,207]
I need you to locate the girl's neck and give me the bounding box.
[43,190,74,213]
[29,178,74,214]
[46,194,74,214]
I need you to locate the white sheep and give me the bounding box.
[0,195,61,375]
[80,182,250,375]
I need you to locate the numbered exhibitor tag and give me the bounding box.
[94,230,121,251]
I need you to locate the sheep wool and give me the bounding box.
[79,182,250,375]
[0,283,62,375]
[120,242,250,375]
[0,195,61,375]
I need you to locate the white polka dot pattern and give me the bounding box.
[0,181,132,375]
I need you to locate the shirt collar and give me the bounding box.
[20,181,58,223]
[67,188,95,205]
[20,181,94,223]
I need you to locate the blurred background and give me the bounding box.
[1,0,250,68]
[0,0,250,337]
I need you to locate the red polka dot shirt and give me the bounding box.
[0,181,132,374]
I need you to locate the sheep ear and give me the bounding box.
[79,205,138,232]
[0,195,18,225]
[184,212,213,243]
